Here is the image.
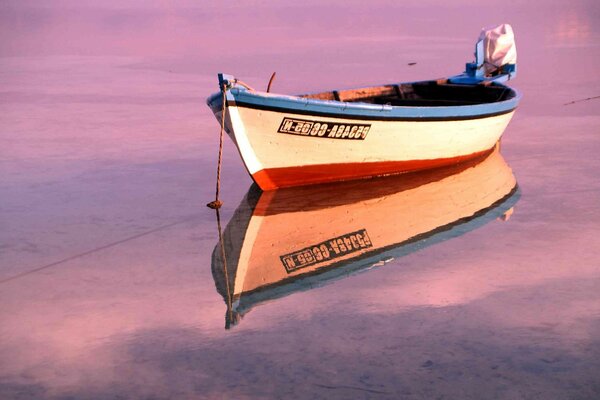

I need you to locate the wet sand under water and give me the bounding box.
[1,1,599,399]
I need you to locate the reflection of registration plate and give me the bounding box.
[280,229,373,273]
[277,117,371,140]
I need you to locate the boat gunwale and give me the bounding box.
[207,80,521,121]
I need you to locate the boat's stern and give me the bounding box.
[450,23,518,85]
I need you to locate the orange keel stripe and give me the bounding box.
[252,148,493,190]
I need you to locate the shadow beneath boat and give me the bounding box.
[211,146,520,329]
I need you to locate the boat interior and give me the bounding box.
[299,79,516,106]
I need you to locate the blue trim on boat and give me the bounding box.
[209,86,521,122]
[228,99,517,122]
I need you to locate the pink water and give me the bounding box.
[1,1,599,399]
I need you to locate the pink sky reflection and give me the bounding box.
[1,0,600,398]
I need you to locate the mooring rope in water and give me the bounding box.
[206,76,260,209]
[215,207,234,329]
[207,86,228,209]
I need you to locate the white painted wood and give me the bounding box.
[225,105,515,173]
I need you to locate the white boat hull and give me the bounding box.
[219,104,515,190]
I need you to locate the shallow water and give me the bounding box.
[1,1,599,399]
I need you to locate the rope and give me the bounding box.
[267,72,276,93]
[215,207,235,329]
[207,86,227,209]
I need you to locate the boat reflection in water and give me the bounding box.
[211,145,519,329]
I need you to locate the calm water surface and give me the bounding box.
[1,1,599,399]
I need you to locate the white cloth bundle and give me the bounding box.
[479,24,517,74]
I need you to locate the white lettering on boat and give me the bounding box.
[280,229,373,273]
[278,117,371,140]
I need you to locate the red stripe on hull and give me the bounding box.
[252,147,495,190]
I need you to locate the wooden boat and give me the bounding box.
[212,145,519,328]
[207,25,520,190]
